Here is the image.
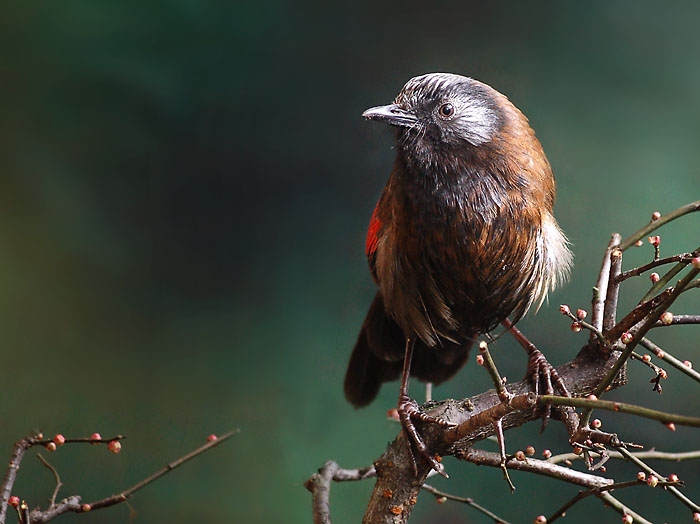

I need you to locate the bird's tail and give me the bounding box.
[344,293,474,407]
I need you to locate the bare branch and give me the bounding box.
[540,395,700,427]
[27,430,240,523]
[653,314,700,327]
[617,253,698,282]
[619,200,700,251]
[457,449,612,488]
[598,492,654,524]
[591,233,620,333]
[640,337,700,384]
[548,478,679,523]
[616,447,700,513]
[603,247,623,332]
[421,484,513,524]
[549,448,700,465]
[36,454,62,507]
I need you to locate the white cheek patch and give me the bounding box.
[453,96,498,146]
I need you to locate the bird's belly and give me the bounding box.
[376,220,541,346]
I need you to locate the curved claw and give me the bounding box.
[526,349,570,431]
[397,395,451,477]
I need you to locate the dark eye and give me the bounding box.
[438,103,454,118]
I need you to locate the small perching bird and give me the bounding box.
[344,73,572,474]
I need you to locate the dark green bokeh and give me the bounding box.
[2,2,699,522]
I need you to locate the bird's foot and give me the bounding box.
[526,348,570,432]
[397,394,454,477]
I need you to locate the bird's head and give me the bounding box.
[363,73,505,161]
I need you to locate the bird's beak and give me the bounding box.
[362,104,417,128]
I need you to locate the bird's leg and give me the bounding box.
[502,319,570,430]
[397,337,453,478]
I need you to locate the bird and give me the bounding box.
[344,73,572,474]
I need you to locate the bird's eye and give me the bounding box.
[438,103,455,118]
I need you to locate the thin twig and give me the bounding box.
[27,430,240,523]
[640,337,700,383]
[540,395,700,427]
[618,447,700,512]
[591,233,621,333]
[616,446,700,513]
[0,436,35,524]
[653,314,700,327]
[617,252,697,282]
[306,461,339,524]
[619,201,700,251]
[36,454,62,507]
[589,265,700,413]
[422,484,513,524]
[457,448,612,488]
[478,341,511,403]
[640,260,687,304]
[494,418,515,491]
[603,247,623,332]
[598,492,653,524]
[549,448,700,465]
[548,478,678,523]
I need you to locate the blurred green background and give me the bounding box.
[2,2,699,523]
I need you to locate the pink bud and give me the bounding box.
[559,304,571,315]
[651,211,661,221]
[668,473,679,483]
[107,440,122,454]
[542,449,552,459]
[587,394,598,401]
[525,445,535,456]
[207,434,218,442]
[8,496,19,507]
[46,442,57,452]
[53,434,65,446]
[600,465,607,472]
[515,450,526,461]
[693,512,700,522]
[436,496,447,504]
[622,515,633,524]
[591,418,602,429]
[571,322,582,333]
[660,312,673,325]
[642,354,651,363]
[649,272,660,283]
[637,471,646,481]
[534,516,547,524]
[387,408,399,421]
[81,504,92,512]
[573,446,583,455]
[648,235,661,247]
[576,308,587,320]
[621,332,634,344]
[476,354,484,365]
[646,475,658,487]
[692,257,700,270]
[90,432,102,444]
[659,369,668,378]
[665,422,676,431]
[657,350,666,359]
[634,240,644,247]
[684,360,693,369]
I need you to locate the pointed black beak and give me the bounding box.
[362,104,418,128]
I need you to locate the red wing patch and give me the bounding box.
[365,204,381,256]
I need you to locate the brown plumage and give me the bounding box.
[344,73,572,455]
